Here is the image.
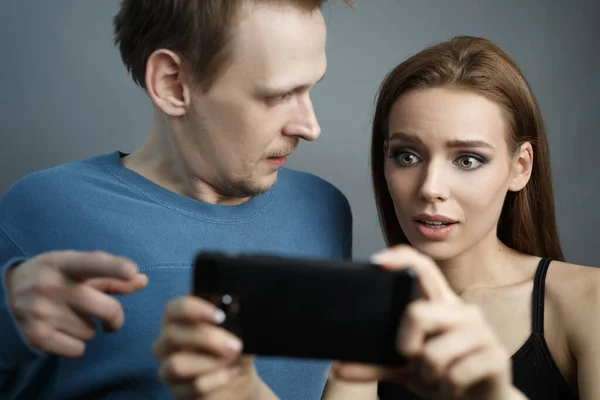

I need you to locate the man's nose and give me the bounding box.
[282,95,321,141]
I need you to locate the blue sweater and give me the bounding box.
[0,152,352,400]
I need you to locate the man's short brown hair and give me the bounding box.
[113,0,354,91]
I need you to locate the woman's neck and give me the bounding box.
[433,232,532,296]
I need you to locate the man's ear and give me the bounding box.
[508,142,534,192]
[145,49,191,117]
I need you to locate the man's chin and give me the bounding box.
[254,173,279,194]
[232,173,278,198]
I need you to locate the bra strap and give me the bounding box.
[532,258,552,334]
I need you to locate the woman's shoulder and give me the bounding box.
[545,260,600,354]
[546,259,600,299]
[545,260,600,309]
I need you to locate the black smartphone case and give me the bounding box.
[193,252,419,366]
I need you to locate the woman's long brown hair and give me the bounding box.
[371,36,564,261]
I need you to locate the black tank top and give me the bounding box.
[378,258,579,400]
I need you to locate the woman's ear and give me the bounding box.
[508,142,534,192]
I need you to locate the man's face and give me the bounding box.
[175,2,327,200]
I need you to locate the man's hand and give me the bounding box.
[153,296,278,400]
[5,250,148,358]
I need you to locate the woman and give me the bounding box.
[331,36,598,399]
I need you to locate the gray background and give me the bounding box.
[1,1,598,265]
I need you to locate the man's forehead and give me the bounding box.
[232,1,326,45]
[256,68,327,92]
[227,2,327,89]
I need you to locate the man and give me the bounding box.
[0,0,354,399]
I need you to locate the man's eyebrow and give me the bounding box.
[261,72,327,94]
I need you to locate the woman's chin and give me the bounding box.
[408,238,463,262]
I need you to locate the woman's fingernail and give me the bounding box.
[369,251,392,264]
[214,309,226,324]
[227,338,243,353]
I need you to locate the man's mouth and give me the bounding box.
[268,152,291,158]
[267,155,288,167]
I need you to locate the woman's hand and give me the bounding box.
[331,245,525,400]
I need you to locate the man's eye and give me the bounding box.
[269,92,293,102]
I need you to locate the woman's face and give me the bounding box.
[384,87,532,261]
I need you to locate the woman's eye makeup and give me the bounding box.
[387,147,489,170]
[388,148,421,167]
[452,153,489,170]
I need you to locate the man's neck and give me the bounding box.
[121,112,250,206]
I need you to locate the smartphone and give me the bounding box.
[192,251,419,366]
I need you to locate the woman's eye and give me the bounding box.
[454,155,484,170]
[394,151,420,166]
